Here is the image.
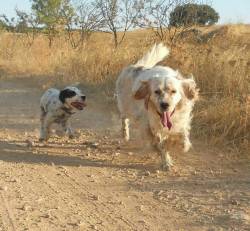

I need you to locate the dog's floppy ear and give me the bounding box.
[133,80,150,100]
[176,70,184,80]
[182,76,199,101]
[59,89,76,103]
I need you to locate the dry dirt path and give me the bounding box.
[0,78,249,231]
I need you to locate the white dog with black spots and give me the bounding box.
[39,86,86,141]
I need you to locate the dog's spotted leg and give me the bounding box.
[39,128,46,142]
[39,107,47,141]
[61,120,74,139]
[122,118,130,141]
[40,123,49,142]
[39,113,53,141]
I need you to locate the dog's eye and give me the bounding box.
[171,90,176,94]
[154,90,161,95]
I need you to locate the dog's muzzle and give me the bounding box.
[71,101,86,110]
[160,102,169,110]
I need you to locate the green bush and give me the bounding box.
[170,4,219,27]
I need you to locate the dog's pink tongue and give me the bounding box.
[161,111,172,130]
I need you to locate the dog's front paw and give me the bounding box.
[162,163,171,171]
[39,130,49,142]
[68,134,75,139]
[39,137,47,142]
[161,158,173,171]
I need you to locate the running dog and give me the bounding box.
[116,44,199,170]
[39,86,86,141]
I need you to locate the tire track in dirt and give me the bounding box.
[37,163,137,230]
[0,190,16,231]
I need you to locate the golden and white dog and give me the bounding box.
[116,43,199,170]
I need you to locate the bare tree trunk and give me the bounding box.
[113,29,118,48]
[48,32,53,48]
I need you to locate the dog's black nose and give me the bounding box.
[81,95,86,101]
[160,102,169,110]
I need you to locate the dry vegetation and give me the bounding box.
[0,24,249,151]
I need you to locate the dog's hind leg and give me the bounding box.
[122,118,130,141]
[40,106,46,122]
[39,107,47,141]
[39,112,53,141]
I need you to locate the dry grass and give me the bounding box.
[0,25,249,152]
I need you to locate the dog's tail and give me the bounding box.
[135,43,170,68]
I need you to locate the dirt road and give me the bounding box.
[0,78,249,231]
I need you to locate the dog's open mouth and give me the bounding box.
[160,110,175,130]
[71,101,86,110]
[161,111,172,130]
